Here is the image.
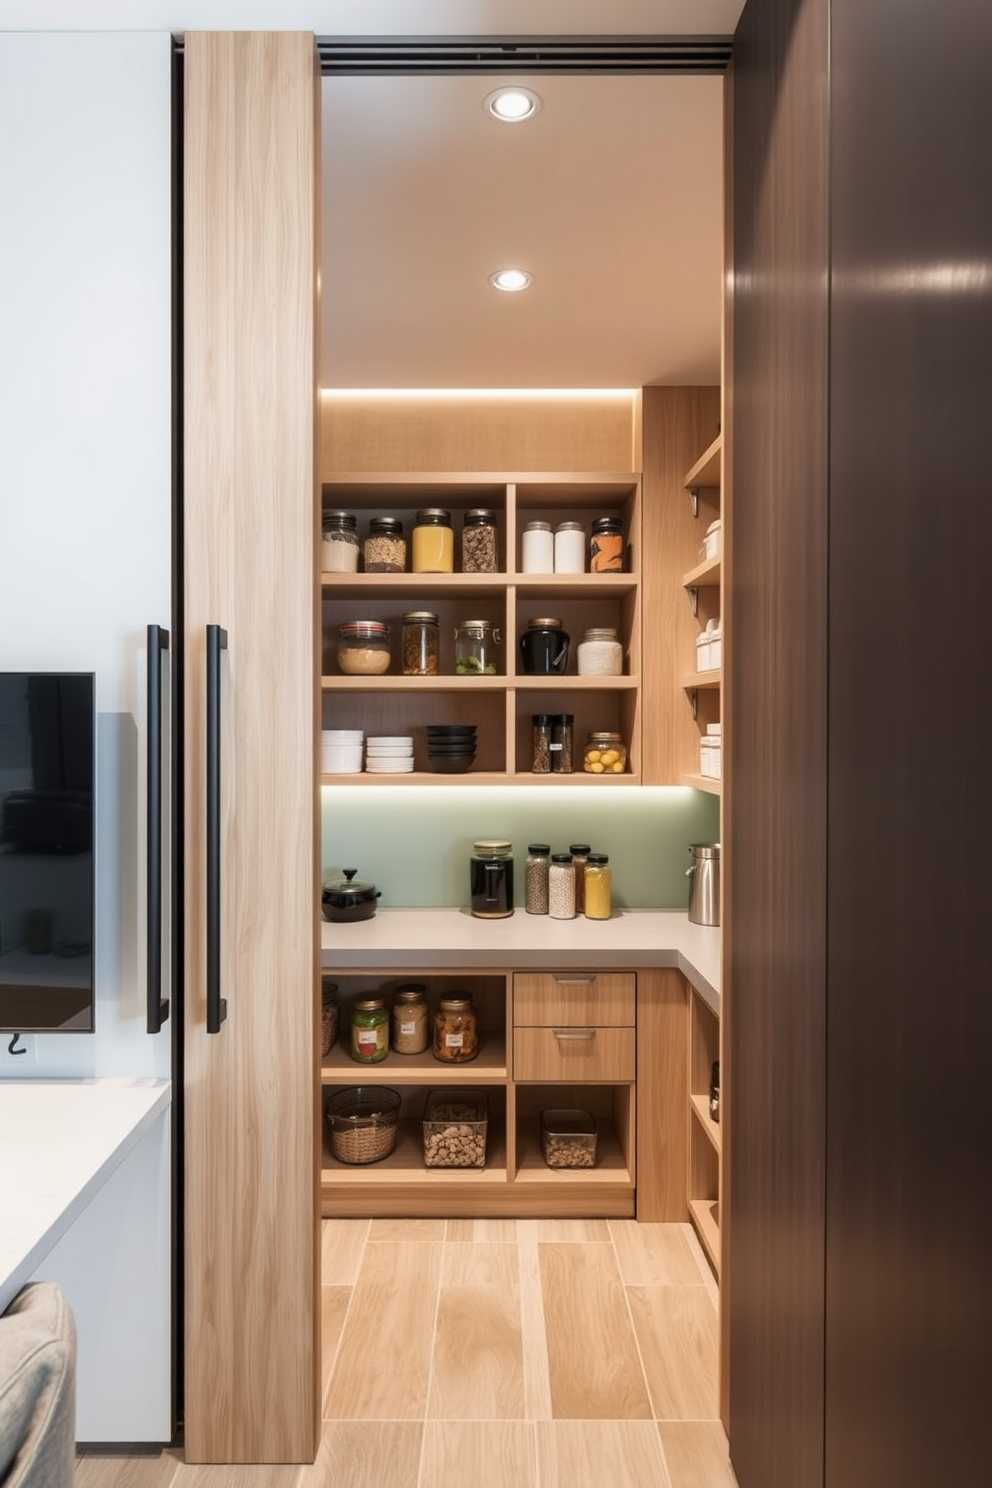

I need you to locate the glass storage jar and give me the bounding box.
[583,854,612,920]
[364,516,406,573]
[582,731,627,774]
[568,843,590,915]
[577,626,623,676]
[521,520,553,573]
[401,611,439,676]
[321,978,339,1056]
[554,520,586,574]
[392,983,429,1055]
[548,854,576,920]
[550,713,574,773]
[454,618,500,675]
[350,996,389,1063]
[321,509,359,573]
[589,514,624,573]
[433,994,479,1063]
[531,713,552,774]
[412,508,454,573]
[525,843,550,915]
[470,838,514,919]
[337,620,390,676]
[461,508,498,573]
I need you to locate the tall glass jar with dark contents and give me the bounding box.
[469,839,514,918]
[550,713,574,773]
[402,611,440,676]
[461,508,498,573]
[525,844,550,915]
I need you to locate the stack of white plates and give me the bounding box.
[322,729,364,774]
[365,735,415,773]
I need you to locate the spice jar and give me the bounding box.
[392,983,429,1055]
[583,731,627,774]
[550,713,574,774]
[434,994,479,1063]
[525,844,550,915]
[590,515,624,573]
[531,713,552,774]
[454,619,499,675]
[461,509,498,574]
[337,620,391,676]
[364,516,406,573]
[321,510,359,573]
[321,978,339,1057]
[350,996,389,1063]
[402,611,439,676]
[577,627,623,677]
[548,854,576,920]
[554,520,586,574]
[583,854,612,920]
[569,844,590,915]
[412,508,454,573]
[519,617,570,675]
[470,838,514,918]
[522,520,553,573]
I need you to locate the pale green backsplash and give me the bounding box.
[321,786,720,911]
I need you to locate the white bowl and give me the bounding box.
[366,735,413,748]
[322,745,364,773]
[365,744,414,757]
[365,757,415,773]
[323,729,364,745]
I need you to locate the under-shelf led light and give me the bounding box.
[489,268,533,293]
[484,86,543,123]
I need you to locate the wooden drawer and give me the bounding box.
[513,1026,636,1083]
[512,972,635,1028]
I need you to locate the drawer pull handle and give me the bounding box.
[554,976,595,986]
[553,1028,596,1041]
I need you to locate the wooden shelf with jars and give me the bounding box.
[320,473,642,785]
[681,432,723,795]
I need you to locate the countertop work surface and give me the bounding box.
[321,908,721,1011]
[0,1076,172,1314]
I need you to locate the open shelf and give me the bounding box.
[682,554,722,590]
[690,1093,721,1155]
[321,1039,507,1083]
[514,1117,633,1186]
[682,772,721,796]
[683,434,722,491]
[689,1196,720,1272]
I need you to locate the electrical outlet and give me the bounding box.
[4,1032,36,1063]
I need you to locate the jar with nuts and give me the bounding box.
[433,993,479,1062]
[422,1089,488,1168]
[364,516,406,573]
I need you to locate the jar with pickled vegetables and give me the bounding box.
[433,994,479,1063]
[583,731,627,774]
[350,996,389,1063]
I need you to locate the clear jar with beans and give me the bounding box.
[402,611,439,676]
[548,853,576,920]
[364,516,406,573]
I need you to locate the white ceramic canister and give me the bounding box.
[553,520,586,574]
[522,520,554,573]
[576,626,623,676]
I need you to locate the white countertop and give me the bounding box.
[0,1077,172,1314]
[322,907,721,1012]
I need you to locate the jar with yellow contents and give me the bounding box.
[583,731,627,775]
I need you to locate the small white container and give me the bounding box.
[709,625,722,669]
[702,519,722,562]
[695,633,713,672]
[322,744,364,773]
[576,627,623,677]
[695,619,721,673]
[521,520,554,573]
[553,521,586,574]
[323,729,364,745]
[700,735,722,780]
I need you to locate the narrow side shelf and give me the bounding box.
[690,1092,721,1155]
[689,1196,720,1272]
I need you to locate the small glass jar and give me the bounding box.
[321,978,339,1057]
[522,520,554,573]
[554,520,586,574]
[590,515,624,573]
[531,713,552,774]
[454,619,499,676]
[577,627,623,677]
[337,620,390,676]
[583,731,627,775]
[364,516,406,573]
[583,853,612,920]
[525,843,550,915]
[392,983,429,1055]
[412,508,454,573]
[550,713,573,774]
[569,843,590,916]
[434,994,479,1063]
[321,510,359,573]
[401,611,439,676]
[548,854,576,920]
[350,996,388,1063]
[461,508,498,574]
[470,838,514,918]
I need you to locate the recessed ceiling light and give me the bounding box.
[489,269,534,293]
[484,87,543,123]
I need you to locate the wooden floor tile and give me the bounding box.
[540,1243,653,1420]
[420,1421,537,1488]
[609,1220,708,1287]
[320,1286,352,1413]
[325,1242,441,1419]
[517,1223,553,1421]
[441,1240,519,1287]
[446,1217,519,1243]
[534,1218,611,1242]
[299,1420,422,1488]
[320,1218,369,1285]
[75,1449,182,1487]
[428,1283,525,1419]
[369,1217,446,1242]
[627,1286,719,1420]
[170,1465,300,1487]
[535,1420,673,1488]
[658,1422,740,1488]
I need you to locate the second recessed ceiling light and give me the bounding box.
[485,87,543,122]
[489,269,534,292]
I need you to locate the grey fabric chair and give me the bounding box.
[0,1283,76,1488]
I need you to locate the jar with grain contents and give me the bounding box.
[433,994,479,1063]
[531,713,552,774]
[350,996,389,1063]
[548,853,576,920]
[402,611,439,676]
[569,844,590,915]
[337,620,390,676]
[392,983,429,1055]
[364,516,406,573]
[550,713,573,774]
[412,508,454,573]
[590,514,624,573]
[321,978,339,1057]
[583,854,612,920]
[525,843,550,915]
[321,510,359,573]
[577,627,623,677]
[461,509,498,574]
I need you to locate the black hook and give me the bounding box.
[7,1032,27,1056]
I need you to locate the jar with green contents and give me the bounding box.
[454,619,500,675]
[350,996,389,1063]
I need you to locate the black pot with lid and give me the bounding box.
[321,867,382,923]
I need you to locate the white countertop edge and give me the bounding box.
[0,1077,172,1315]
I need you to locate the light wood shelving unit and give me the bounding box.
[682,432,723,797]
[688,986,722,1276]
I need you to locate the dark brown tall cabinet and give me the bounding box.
[727,3,991,1487]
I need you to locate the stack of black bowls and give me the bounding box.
[426,724,477,773]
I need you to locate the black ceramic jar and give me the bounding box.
[519,617,570,674]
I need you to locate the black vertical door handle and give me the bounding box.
[146,624,170,1033]
[206,624,228,1034]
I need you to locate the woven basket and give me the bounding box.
[325,1087,400,1165]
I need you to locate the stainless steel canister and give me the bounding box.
[686,842,720,926]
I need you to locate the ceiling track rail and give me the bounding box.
[316,35,733,77]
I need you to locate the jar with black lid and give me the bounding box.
[550,713,574,773]
[525,844,550,915]
[364,516,406,573]
[531,713,552,774]
[461,508,498,574]
[569,844,590,915]
[590,514,624,573]
[412,508,454,573]
[548,854,576,920]
[321,509,359,573]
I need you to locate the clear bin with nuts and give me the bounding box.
[541,1108,598,1168]
[422,1088,488,1168]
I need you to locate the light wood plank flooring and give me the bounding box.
[76,1220,738,1488]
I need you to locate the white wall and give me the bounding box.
[0,32,173,1077]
